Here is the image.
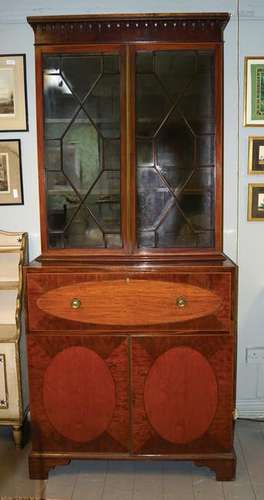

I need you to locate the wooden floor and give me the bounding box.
[0,420,264,499]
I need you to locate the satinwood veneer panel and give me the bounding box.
[27,334,129,453]
[26,271,232,332]
[131,335,234,455]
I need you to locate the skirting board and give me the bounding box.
[237,399,264,419]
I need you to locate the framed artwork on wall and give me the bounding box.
[248,183,264,220]
[248,136,264,174]
[0,54,28,132]
[244,57,264,126]
[0,139,24,205]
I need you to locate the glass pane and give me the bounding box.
[43,72,79,139]
[45,140,62,171]
[103,55,119,74]
[137,168,172,230]
[103,139,120,170]
[83,72,120,138]
[64,206,105,248]
[61,55,102,101]
[137,140,154,167]
[136,50,215,249]
[46,171,79,235]
[43,57,60,74]
[197,135,215,166]
[156,206,195,248]
[43,53,122,249]
[62,109,100,193]
[155,51,197,100]
[136,74,171,137]
[137,52,153,73]
[156,111,195,168]
[178,74,215,134]
[85,171,120,234]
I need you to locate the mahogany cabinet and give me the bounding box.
[26,13,237,480]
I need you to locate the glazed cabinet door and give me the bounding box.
[41,48,125,251]
[131,335,234,455]
[27,334,129,453]
[135,47,219,251]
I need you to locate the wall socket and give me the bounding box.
[246,347,264,363]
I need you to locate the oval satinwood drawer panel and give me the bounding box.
[35,279,222,326]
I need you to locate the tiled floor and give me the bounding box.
[0,420,264,499]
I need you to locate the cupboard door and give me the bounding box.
[27,334,129,453]
[131,335,234,455]
[135,49,216,249]
[43,51,122,250]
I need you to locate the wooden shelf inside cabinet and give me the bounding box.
[26,12,237,482]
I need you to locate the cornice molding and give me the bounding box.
[27,13,230,44]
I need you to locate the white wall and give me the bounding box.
[0,22,40,259]
[237,0,264,417]
[0,0,263,416]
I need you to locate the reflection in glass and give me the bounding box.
[83,74,120,138]
[62,109,100,193]
[61,55,102,100]
[85,171,121,234]
[137,140,154,167]
[136,50,215,249]
[43,53,121,249]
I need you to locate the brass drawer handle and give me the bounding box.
[176,296,187,309]
[71,298,81,310]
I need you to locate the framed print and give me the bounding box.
[0,54,28,131]
[0,140,23,205]
[248,136,264,174]
[244,57,264,126]
[248,183,264,220]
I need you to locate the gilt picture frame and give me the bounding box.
[0,139,24,205]
[248,183,264,221]
[0,54,28,132]
[244,57,264,126]
[248,136,264,174]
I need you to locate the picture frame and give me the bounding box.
[248,136,264,174]
[244,57,264,126]
[0,139,24,205]
[248,183,264,221]
[0,54,28,132]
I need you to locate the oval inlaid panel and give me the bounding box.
[43,346,115,443]
[37,280,222,325]
[144,347,217,444]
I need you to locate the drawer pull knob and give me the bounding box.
[176,296,187,309]
[71,298,81,309]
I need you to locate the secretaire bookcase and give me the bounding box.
[25,12,237,481]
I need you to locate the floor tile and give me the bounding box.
[72,479,105,500]
[253,482,264,500]
[102,486,133,500]
[43,461,78,500]
[192,464,226,500]
[0,420,264,500]
[237,420,264,484]
[163,461,194,499]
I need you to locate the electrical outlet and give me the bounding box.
[246,347,264,363]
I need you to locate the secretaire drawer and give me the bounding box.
[26,271,234,332]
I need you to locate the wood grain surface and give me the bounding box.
[36,279,222,325]
[26,271,232,332]
[131,335,234,455]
